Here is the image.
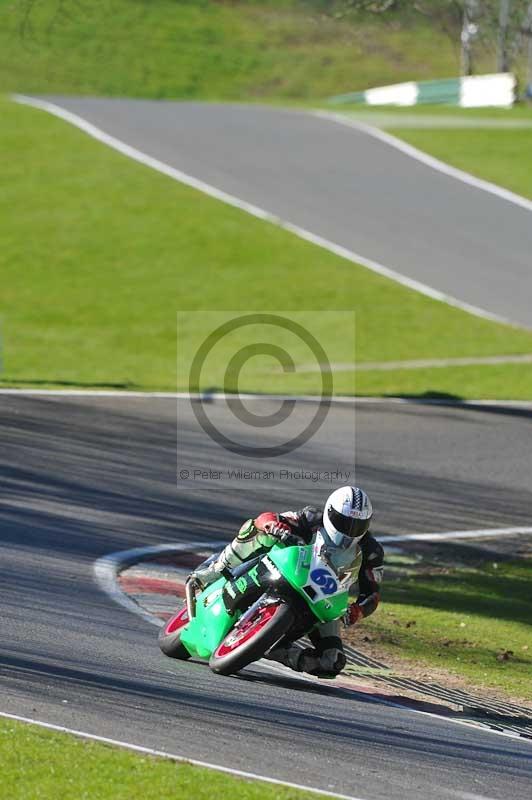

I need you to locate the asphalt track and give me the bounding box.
[33,97,532,327]
[2,394,532,799]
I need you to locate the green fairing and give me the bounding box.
[268,545,349,623]
[179,577,238,659]
[178,543,350,659]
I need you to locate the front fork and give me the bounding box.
[223,563,316,645]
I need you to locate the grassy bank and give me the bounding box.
[0,718,315,800]
[357,557,532,701]
[0,0,466,101]
[3,96,532,397]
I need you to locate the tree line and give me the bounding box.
[303,1,532,76]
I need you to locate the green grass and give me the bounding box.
[3,96,532,397]
[0,0,469,101]
[361,559,532,701]
[0,718,316,799]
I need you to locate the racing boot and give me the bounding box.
[265,644,312,672]
[266,645,346,678]
[190,544,240,589]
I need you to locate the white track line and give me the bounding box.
[298,354,532,372]
[94,541,222,627]
[324,112,532,131]
[12,93,517,328]
[2,388,532,410]
[0,711,363,800]
[315,110,532,216]
[380,526,532,544]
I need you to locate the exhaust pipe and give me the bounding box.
[185,578,197,620]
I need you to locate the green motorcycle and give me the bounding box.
[158,531,358,676]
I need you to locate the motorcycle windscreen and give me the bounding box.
[268,542,349,624]
[317,530,362,577]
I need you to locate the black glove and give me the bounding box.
[277,530,302,548]
[296,506,323,542]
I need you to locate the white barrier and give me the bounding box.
[460,73,516,108]
[329,72,516,108]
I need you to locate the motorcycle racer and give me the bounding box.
[191,485,384,678]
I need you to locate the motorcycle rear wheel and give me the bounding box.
[158,607,191,659]
[209,599,294,676]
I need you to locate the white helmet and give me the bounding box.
[323,486,373,547]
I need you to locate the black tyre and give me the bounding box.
[158,607,192,659]
[209,600,294,676]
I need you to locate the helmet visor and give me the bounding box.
[327,505,371,540]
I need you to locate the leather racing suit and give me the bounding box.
[192,506,384,678]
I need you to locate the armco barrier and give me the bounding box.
[328,72,516,108]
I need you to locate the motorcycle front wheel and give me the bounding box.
[209,599,294,676]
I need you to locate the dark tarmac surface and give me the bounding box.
[1,394,532,799]
[37,98,532,327]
